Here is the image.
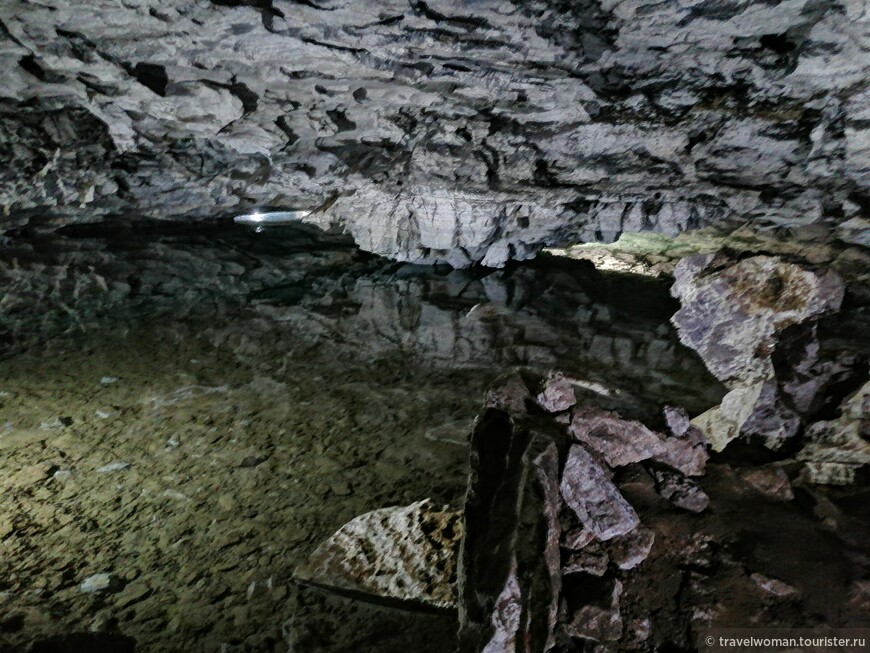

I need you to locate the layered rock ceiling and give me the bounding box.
[2,0,868,266]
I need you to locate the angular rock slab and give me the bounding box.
[536,372,577,414]
[692,380,801,452]
[569,407,667,468]
[295,499,462,609]
[560,444,640,542]
[458,409,563,653]
[798,381,870,485]
[671,253,844,387]
[570,406,708,476]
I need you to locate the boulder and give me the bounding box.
[692,380,801,452]
[294,499,462,609]
[570,406,707,475]
[560,444,641,542]
[797,382,870,485]
[672,253,846,453]
[457,409,564,653]
[671,254,844,387]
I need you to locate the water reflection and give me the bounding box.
[0,220,725,652]
[0,220,724,420]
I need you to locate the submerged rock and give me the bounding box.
[294,499,462,609]
[80,573,123,594]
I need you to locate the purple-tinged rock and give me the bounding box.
[671,253,844,388]
[560,445,640,541]
[654,435,708,477]
[663,405,692,437]
[571,406,707,476]
[651,468,709,513]
[536,372,577,413]
[569,407,666,468]
[607,526,655,571]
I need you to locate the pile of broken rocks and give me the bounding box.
[293,251,868,652]
[458,370,712,652]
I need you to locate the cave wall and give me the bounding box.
[1,0,868,266]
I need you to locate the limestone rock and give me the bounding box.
[536,373,577,414]
[797,382,870,485]
[671,254,844,387]
[569,407,667,468]
[294,499,462,609]
[663,405,693,438]
[560,444,640,542]
[2,1,868,265]
[673,253,847,452]
[570,406,707,476]
[692,380,802,452]
[458,409,563,653]
[651,469,709,513]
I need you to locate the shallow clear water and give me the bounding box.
[0,220,728,652]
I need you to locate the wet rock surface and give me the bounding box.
[2,1,869,265]
[0,222,866,651]
[0,221,724,652]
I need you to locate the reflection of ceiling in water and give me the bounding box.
[0,222,728,420]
